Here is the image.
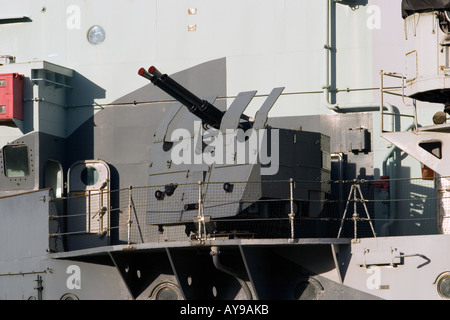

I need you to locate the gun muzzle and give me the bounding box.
[138,67,153,81]
[138,66,251,130]
[148,66,163,78]
[138,67,197,112]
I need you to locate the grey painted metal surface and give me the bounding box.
[253,87,285,130]
[1,0,450,301]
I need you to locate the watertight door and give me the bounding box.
[67,160,110,250]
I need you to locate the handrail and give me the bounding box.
[380,70,419,133]
[46,176,444,251]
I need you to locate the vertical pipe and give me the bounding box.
[289,178,295,241]
[331,153,344,214]
[324,3,398,114]
[197,181,204,241]
[100,188,104,233]
[87,190,91,233]
[36,275,43,300]
[380,70,384,132]
[323,0,338,110]
[353,185,358,240]
[210,246,253,300]
[128,186,132,246]
[106,179,110,237]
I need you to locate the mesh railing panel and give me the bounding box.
[50,176,445,250]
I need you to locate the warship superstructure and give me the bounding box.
[1,0,450,300]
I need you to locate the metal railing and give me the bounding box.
[379,70,419,134]
[49,176,444,251]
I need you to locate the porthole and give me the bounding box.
[60,293,79,300]
[149,282,183,300]
[81,167,99,186]
[87,25,106,45]
[156,287,178,300]
[436,272,450,299]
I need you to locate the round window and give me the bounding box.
[150,282,182,300]
[156,287,179,300]
[438,275,450,299]
[60,293,79,300]
[87,25,106,45]
[81,167,99,186]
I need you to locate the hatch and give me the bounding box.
[66,160,110,250]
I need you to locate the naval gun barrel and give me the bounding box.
[138,67,200,117]
[138,66,249,130]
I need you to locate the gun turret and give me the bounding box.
[142,66,331,236]
[138,66,250,130]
